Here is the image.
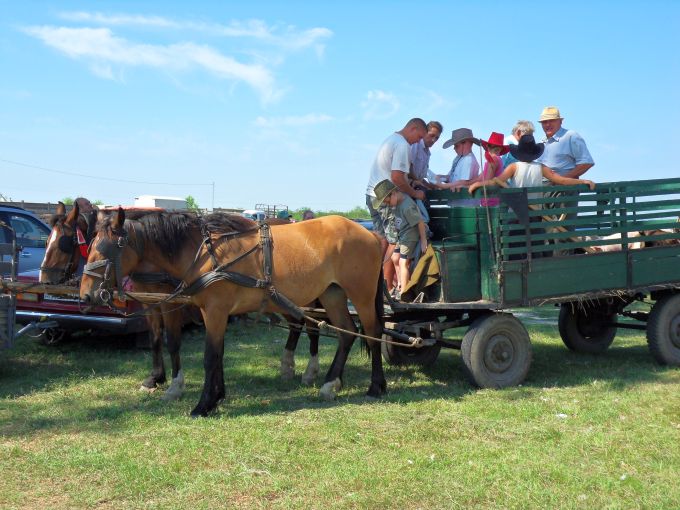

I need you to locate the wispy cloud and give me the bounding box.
[254,113,333,128]
[361,90,400,120]
[59,11,178,28]
[58,12,333,54]
[23,26,279,102]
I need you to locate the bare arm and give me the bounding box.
[392,170,425,200]
[542,166,596,190]
[563,163,594,179]
[469,164,517,194]
[418,221,428,254]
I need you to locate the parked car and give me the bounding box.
[0,204,50,274]
[241,209,267,221]
[15,270,149,344]
[353,218,374,231]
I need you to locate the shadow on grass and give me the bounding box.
[1,319,678,436]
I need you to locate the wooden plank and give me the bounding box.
[0,279,193,304]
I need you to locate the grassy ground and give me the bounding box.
[1,309,679,509]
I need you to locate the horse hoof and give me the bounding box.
[161,371,185,402]
[190,407,209,418]
[319,378,342,401]
[366,381,387,399]
[280,349,295,380]
[301,356,320,386]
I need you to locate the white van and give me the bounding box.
[241,209,267,221]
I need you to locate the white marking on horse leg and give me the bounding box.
[280,348,295,380]
[301,355,320,386]
[139,385,157,393]
[319,377,342,400]
[161,370,185,402]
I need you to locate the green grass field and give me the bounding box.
[1,310,679,509]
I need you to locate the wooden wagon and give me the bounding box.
[380,177,680,388]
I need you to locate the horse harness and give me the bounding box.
[39,212,95,282]
[83,219,304,320]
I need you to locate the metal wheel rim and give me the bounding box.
[670,315,680,349]
[483,333,515,373]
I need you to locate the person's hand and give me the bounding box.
[413,189,425,201]
[583,180,596,190]
[469,182,480,194]
[420,239,428,254]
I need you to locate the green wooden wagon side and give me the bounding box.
[383,177,680,389]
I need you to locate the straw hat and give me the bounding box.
[539,106,563,122]
[372,179,397,209]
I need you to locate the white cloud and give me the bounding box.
[57,12,333,54]
[253,113,333,128]
[23,26,279,102]
[361,90,400,120]
[59,11,178,28]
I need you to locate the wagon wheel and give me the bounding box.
[558,303,617,354]
[461,313,532,388]
[381,330,441,367]
[646,294,680,366]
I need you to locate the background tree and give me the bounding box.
[185,196,200,212]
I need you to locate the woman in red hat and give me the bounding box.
[479,132,509,206]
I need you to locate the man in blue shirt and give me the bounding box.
[537,106,594,177]
[536,106,594,256]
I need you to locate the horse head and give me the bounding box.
[40,202,84,284]
[80,207,145,308]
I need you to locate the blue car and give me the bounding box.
[0,205,51,275]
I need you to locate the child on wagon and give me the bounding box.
[478,132,510,207]
[373,179,428,299]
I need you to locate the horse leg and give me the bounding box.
[317,286,357,400]
[301,317,320,386]
[346,278,386,398]
[141,307,166,390]
[161,305,185,402]
[280,315,303,380]
[191,309,229,417]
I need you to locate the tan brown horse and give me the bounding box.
[41,202,188,400]
[79,209,386,417]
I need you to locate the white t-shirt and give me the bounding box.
[510,162,543,199]
[366,132,410,197]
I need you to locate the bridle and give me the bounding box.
[82,220,145,306]
[40,219,90,283]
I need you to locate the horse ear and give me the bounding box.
[114,207,126,229]
[56,201,66,215]
[66,202,79,224]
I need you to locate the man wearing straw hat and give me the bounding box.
[537,106,594,178]
[537,106,594,255]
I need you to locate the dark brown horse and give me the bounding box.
[79,209,385,416]
[41,202,187,400]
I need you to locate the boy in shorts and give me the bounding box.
[372,179,428,298]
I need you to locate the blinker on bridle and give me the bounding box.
[83,222,144,306]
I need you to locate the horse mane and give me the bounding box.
[98,211,257,261]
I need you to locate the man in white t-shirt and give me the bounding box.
[366,118,427,243]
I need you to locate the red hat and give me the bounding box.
[480,132,509,155]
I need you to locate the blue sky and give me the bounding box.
[1,1,679,212]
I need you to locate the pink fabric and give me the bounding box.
[480,154,503,206]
